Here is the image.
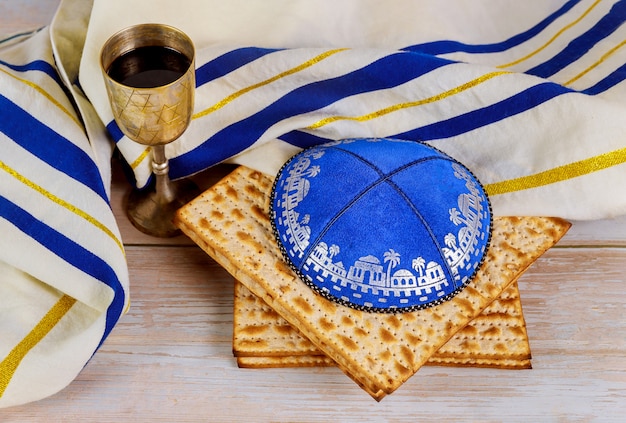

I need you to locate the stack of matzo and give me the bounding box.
[233,279,532,370]
[175,166,570,400]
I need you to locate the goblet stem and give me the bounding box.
[126,145,201,237]
[151,145,176,204]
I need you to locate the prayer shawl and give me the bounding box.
[80,0,626,220]
[0,1,129,408]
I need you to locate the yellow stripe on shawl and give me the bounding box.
[192,48,348,120]
[129,147,151,170]
[0,295,77,398]
[306,70,509,130]
[485,146,626,196]
[564,38,626,86]
[0,160,125,255]
[0,66,81,128]
[497,0,602,69]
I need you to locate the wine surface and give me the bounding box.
[107,46,191,88]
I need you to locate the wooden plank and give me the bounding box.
[0,0,59,36]
[2,246,624,420]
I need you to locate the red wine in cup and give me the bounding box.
[107,45,191,88]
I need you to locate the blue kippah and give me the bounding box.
[270,138,492,313]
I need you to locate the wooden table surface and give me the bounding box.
[2,2,625,421]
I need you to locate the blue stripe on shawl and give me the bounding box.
[106,120,124,143]
[169,52,454,177]
[582,61,626,94]
[0,195,125,347]
[401,0,581,55]
[195,47,281,87]
[0,59,64,86]
[0,28,43,45]
[0,94,109,203]
[394,82,573,141]
[279,131,334,149]
[527,0,626,78]
[277,83,574,147]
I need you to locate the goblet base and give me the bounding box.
[126,178,201,237]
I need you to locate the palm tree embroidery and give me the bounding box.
[449,207,465,226]
[329,244,340,259]
[309,151,325,160]
[383,249,401,287]
[411,256,426,279]
[444,233,457,250]
[306,165,321,177]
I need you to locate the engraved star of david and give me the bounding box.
[133,125,160,143]
[128,92,155,111]
[155,103,182,124]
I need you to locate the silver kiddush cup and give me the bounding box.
[101,23,200,237]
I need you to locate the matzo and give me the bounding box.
[233,279,532,368]
[175,166,570,399]
[236,355,531,370]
